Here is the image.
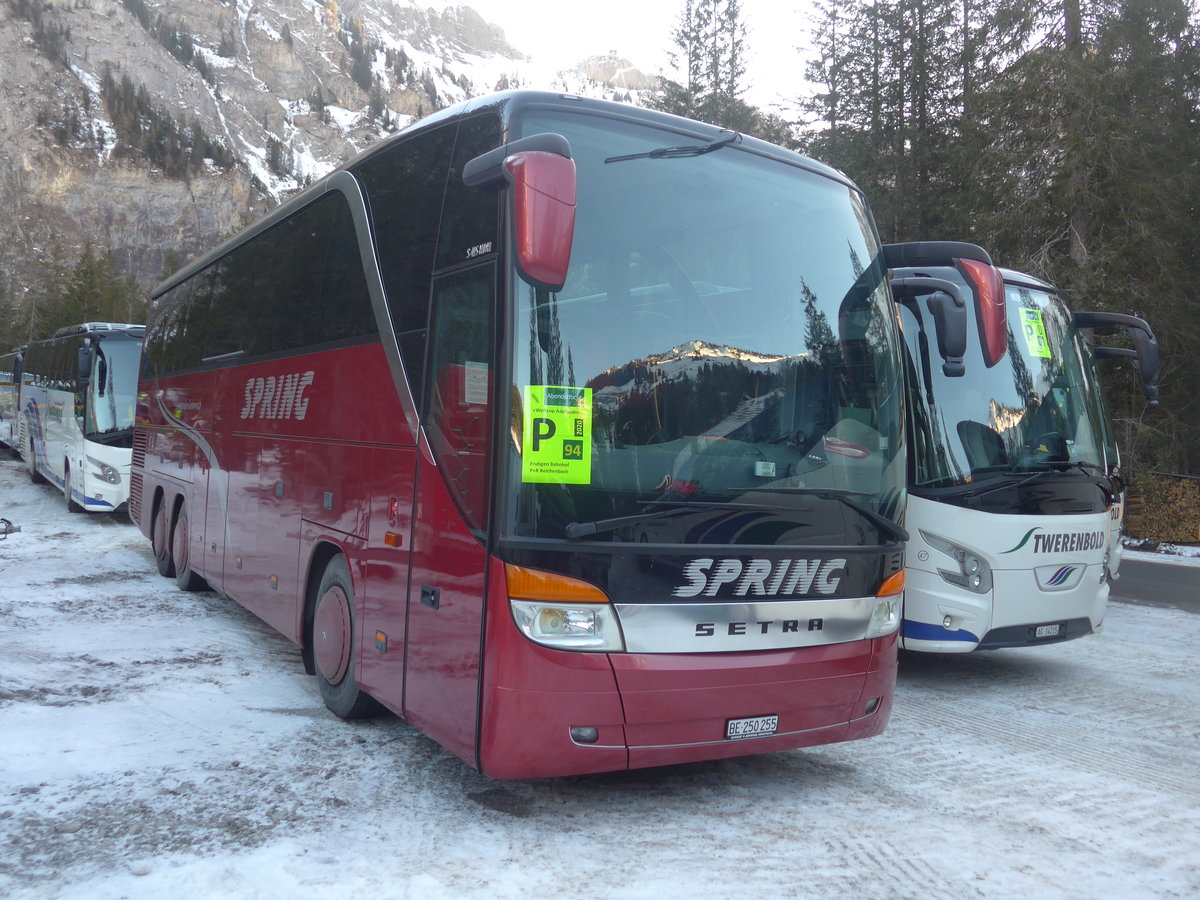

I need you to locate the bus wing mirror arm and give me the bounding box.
[891,276,968,376]
[1076,311,1160,407]
[463,133,576,294]
[463,133,572,189]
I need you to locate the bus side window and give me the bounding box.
[352,122,459,407]
[436,113,501,272]
[320,199,377,343]
[424,265,496,532]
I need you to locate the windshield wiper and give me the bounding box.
[1013,460,1116,502]
[564,498,789,541]
[732,487,910,543]
[951,463,1113,506]
[605,131,742,164]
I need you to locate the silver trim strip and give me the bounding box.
[614,596,879,653]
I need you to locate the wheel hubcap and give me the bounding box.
[172,512,188,571]
[313,585,352,684]
[153,508,168,558]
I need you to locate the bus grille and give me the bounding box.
[129,431,147,523]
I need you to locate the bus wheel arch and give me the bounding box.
[300,541,342,676]
[64,461,83,513]
[306,549,378,719]
[25,429,44,484]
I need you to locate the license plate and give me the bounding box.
[726,715,779,740]
[1036,624,1062,638]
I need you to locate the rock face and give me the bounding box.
[0,0,655,308]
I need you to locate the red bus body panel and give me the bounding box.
[477,552,898,779]
[138,341,898,780]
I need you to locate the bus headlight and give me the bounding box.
[505,563,625,652]
[86,455,122,484]
[866,568,903,637]
[510,600,625,651]
[867,597,900,638]
[920,530,993,595]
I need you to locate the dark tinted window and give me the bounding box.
[436,114,502,272]
[23,339,77,390]
[425,264,496,531]
[351,122,457,402]
[146,191,376,376]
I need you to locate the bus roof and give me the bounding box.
[997,267,1057,294]
[51,322,146,339]
[154,90,862,300]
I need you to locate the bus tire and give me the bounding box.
[64,464,83,513]
[25,432,45,484]
[311,555,379,720]
[171,504,208,592]
[152,500,176,577]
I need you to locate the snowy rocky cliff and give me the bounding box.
[0,0,659,302]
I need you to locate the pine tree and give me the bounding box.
[801,0,1200,473]
[653,1,792,142]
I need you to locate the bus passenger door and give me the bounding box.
[402,264,495,769]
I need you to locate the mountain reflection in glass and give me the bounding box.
[900,285,1114,492]
[502,111,906,547]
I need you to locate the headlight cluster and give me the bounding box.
[866,597,900,638]
[506,564,625,652]
[510,600,624,651]
[920,530,993,594]
[86,455,122,485]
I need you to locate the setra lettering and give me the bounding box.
[694,618,825,637]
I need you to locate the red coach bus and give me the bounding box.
[133,91,908,778]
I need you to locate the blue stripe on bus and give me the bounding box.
[901,619,980,643]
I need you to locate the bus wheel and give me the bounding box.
[25,433,45,484]
[171,504,208,592]
[311,555,378,719]
[152,500,176,577]
[64,465,83,513]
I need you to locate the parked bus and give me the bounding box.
[0,346,24,455]
[19,323,144,512]
[133,90,913,778]
[886,242,1157,652]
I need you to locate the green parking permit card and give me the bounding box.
[522,386,592,483]
[1019,308,1052,358]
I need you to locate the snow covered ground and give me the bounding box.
[1,456,1198,899]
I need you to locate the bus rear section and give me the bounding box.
[135,91,908,778]
[887,244,1157,652]
[0,347,23,455]
[19,323,144,513]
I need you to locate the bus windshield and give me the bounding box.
[903,283,1111,488]
[501,110,906,546]
[85,339,139,439]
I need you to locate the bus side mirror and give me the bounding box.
[1075,311,1160,407]
[506,151,576,292]
[926,290,968,377]
[77,347,93,385]
[891,276,969,376]
[464,133,576,293]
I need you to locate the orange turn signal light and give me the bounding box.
[876,569,905,597]
[505,564,610,603]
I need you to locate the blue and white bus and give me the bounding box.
[0,346,24,455]
[19,323,145,513]
[886,243,1157,651]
